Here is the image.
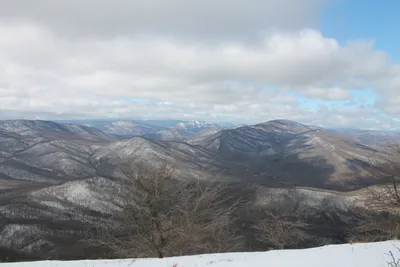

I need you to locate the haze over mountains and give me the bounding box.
[0,118,398,256]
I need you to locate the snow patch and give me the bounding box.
[2,241,400,267]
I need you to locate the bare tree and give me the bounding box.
[254,212,309,250]
[348,206,400,242]
[94,159,243,258]
[349,143,400,242]
[366,143,400,212]
[253,189,309,250]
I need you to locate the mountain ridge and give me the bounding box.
[0,118,397,255]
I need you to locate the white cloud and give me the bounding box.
[303,87,352,101]
[0,0,399,130]
[0,0,328,40]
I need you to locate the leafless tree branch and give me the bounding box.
[91,159,243,258]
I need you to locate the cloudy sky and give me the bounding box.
[0,0,399,129]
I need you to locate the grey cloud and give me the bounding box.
[0,5,400,130]
[0,0,328,41]
[303,87,352,101]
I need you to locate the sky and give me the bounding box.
[0,0,399,130]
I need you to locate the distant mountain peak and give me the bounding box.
[259,119,325,132]
[173,120,218,130]
[188,120,202,125]
[267,119,305,126]
[176,122,187,129]
[252,119,309,131]
[185,120,212,128]
[111,120,135,127]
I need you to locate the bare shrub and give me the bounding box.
[385,246,400,267]
[348,207,400,243]
[366,143,400,212]
[350,143,400,242]
[254,212,309,249]
[93,159,243,258]
[253,189,309,250]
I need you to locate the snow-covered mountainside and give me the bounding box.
[0,120,113,141]
[1,118,394,192]
[335,128,400,146]
[0,118,391,195]
[77,120,229,141]
[189,119,387,190]
[92,136,228,180]
[0,118,398,258]
[0,120,120,256]
[1,241,398,267]
[0,120,113,183]
[144,120,227,141]
[82,120,163,137]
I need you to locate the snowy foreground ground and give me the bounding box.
[2,241,400,267]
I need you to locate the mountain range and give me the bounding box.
[0,118,398,256]
[73,120,233,141]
